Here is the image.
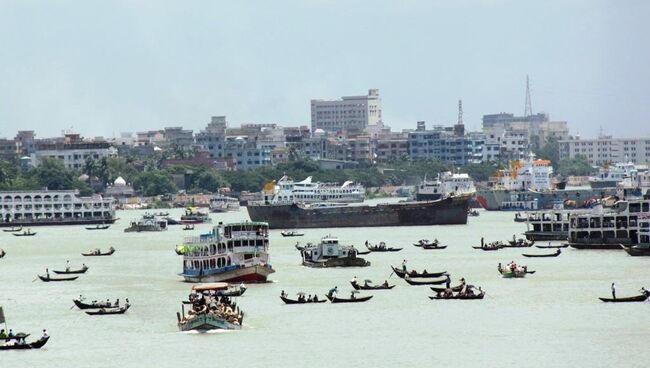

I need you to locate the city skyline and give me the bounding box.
[1,1,648,138]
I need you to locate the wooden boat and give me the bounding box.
[38,274,79,282]
[404,277,447,286]
[413,240,440,247]
[422,244,447,250]
[366,243,402,252]
[429,293,485,300]
[522,249,562,258]
[85,303,130,315]
[0,336,50,350]
[598,291,650,303]
[498,268,527,278]
[281,230,304,237]
[326,294,373,303]
[53,265,89,275]
[355,250,371,255]
[280,296,327,304]
[86,224,110,230]
[504,240,534,248]
[73,299,116,310]
[82,247,115,256]
[430,285,463,293]
[472,246,501,251]
[350,281,395,290]
[13,230,36,237]
[2,225,22,233]
[391,266,447,279]
[621,244,650,256]
[535,244,569,249]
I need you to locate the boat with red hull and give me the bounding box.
[179,221,274,283]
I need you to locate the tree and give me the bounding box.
[193,170,229,192]
[557,155,596,177]
[132,170,177,196]
[533,137,560,168]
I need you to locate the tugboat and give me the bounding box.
[180,207,211,224]
[179,221,274,283]
[124,213,167,232]
[177,283,244,331]
[299,235,370,268]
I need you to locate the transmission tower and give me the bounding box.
[524,75,533,117]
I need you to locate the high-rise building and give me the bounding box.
[559,136,650,165]
[310,89,382,136]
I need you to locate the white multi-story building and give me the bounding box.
[30,134,118,169]
[559,136,650,165]
[311,89,382,135]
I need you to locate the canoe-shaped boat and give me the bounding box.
[0,249,5,259]
[85,304,130,315]
[82,248,115,257]
[355,250,371,255]
[499,269,526,278]
[280,296,327,304]
[430,285,463,293]
[413,241,440,248]
[281,231,304,237]
[73,299,115,310]
[366,245,402,252]
[86,225,110,230]
[502,241,534,248]
[13,232,36,237]
[429,293,485,300]
[472,246,501,251]
[391,266,447,279]
[53,266,89,275]
[522,249,561,258]
[0,336,49,350]
[350,281,395,290]
[326,294,373,303]
[535,244,569,249]
[404,277,447,286]
[2,226,22,233]
[598,291,649,303]
[422,244,447,250]
[621,244,650,256]
[38,274,79,282]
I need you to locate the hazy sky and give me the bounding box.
[1,1,648,139]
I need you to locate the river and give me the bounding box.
[1,199,649,367]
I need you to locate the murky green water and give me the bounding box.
[1,199,649,367]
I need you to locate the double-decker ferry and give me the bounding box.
[262,176,365,205]
[568,198,650,249]
[415,171,476,201]
[179,221,274,283]
[0,190,116,227]
[209,194,240,213]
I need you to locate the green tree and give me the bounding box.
[557,155,596,177]
[132,170,177,196]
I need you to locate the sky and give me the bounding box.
[0,0,648,139]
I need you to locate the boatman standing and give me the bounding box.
[401,260,407,272]
[611,282,616,299]
[65,260,70,272]
[445,274,451,289]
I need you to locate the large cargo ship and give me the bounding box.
[179,221,274,283]
[0,190,117,227]
[247,196,470,229]
[476,156,615,211]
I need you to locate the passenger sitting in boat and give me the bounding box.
[433,239,439,244]
[313,295,319,302]
[0,329,6,338]
[383,280,389,287]
[351,276,358,284]
[307,294,312,302]
[281,290,287,298]
[350,292,356,299]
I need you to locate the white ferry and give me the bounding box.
[568,198,650,249]
[261,176,364,205]
[299,235,370,268]
[124,213,167,232]
[180,221,274,283]
[589,162,636,189]
[209,194,240,213]
[415,171,476,201]
[0,190,116,227]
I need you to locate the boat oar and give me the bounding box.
[388,271,394,279]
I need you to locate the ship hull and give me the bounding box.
[415,193,442,201]
[476,188,616,211]
[247,196,469,229]
[181,265,275,283]
[0,217,117,228]
[524,231,568,241]
[178,314,241,331]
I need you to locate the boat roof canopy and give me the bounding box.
[192,282,230,291]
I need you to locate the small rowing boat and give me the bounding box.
[391,266,447,279]
[522,249,562,258]
[350,280,394,290]
[2,226,22,233]
[326,294,373,303]
[599,290,649,303]
[85,224,110,230]
[85,303,130,315]
[404,277,447,286]
[82,247,115,256]
[366,242,402,252]
[38,274,79,282]
[280,295,327,304]
[53,265,89,275]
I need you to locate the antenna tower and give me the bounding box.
[457,99,463,125]
[524,75,533,117]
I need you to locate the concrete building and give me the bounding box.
[163,127,194,148]
[311,89,382,136]
[31,134,118,169]
[482,112,568,149]
[558,136,650,166]
[374,132,409,162]
[407,122,483,165]
[0,138,17,161]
